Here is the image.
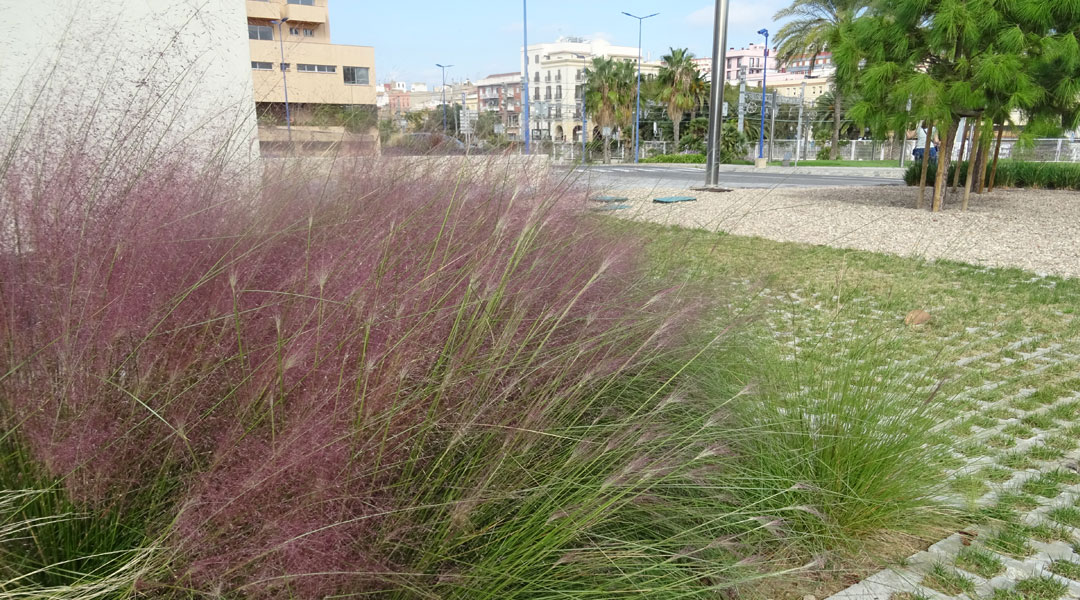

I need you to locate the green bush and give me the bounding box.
[642,153,707,163]
[644,123,748,164]
[904,160,1080,190]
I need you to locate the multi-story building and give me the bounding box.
[523,37,661,143]
[475,73,523,139]
[3,0,258,169]
[246,0,375,124]
[720,44,779,85]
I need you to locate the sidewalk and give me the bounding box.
[613,162,907,180]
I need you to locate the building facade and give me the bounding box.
[475,73,523,139]
[523,37,661,143]
[246,0,375,122]
[721,44,779,85]
[1,0,258,168]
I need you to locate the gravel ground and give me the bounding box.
[604,185,1080,279]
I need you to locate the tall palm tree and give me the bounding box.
[772,0,870,159]
[656,48,701,146]
[585,57,635,164]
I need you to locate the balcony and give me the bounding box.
[283,2,327,23]
[246,0,280,20]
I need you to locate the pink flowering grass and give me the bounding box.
[0,151,787,598]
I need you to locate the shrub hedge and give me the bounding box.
[904,160,1080,190]
[642,153,707,164]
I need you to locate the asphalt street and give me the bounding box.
[569,165,903,189]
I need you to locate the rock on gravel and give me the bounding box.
[603,185,1080,280]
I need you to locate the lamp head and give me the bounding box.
[758,28,768,36]
[272,18,289,25]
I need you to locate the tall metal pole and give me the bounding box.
[757,29,769,159]
[436,64,453,133]
[522,0,531,155]
[704,0,731,186]
[623,12,658,164]
[581,56,588,166]
[272,19,292,143]
[795,81,806,166]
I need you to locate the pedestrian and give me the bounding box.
[911,121,940,164]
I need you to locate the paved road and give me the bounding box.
[569,165,903,189]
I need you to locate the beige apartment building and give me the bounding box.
[246,0,375,125]
[524,37,661,143]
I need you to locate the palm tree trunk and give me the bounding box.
[989,121,1005,192]
[603,131,611,164]
[673,116,681,147]
[917,120,933,210]
[830,89,843,160]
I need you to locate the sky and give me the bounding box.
[329,0,790,89]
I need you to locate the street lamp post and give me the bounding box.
[623,11,658,164]
[703,0,731,188]
[522,0,531,155]
[578,54,588,167]
[436,63,453,134]
[757,28,769,161]
[271,18,292,143]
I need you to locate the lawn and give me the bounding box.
[638,222,1080,597]
[775,159,902,167]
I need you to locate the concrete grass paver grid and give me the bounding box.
[718,253,1080,600]
[757,279,1080,600]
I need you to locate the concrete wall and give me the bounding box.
[0,0,259,169]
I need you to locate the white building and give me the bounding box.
[476,72,524,139]
[0,0,258,171]
[721,44,780,85]
[522,36,661,143]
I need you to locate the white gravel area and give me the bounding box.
[607,185,1080,279]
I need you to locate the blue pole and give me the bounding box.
[623,12,658,163]
[582,58,587,166]
[757,30,768,159]
[634,19,642,163]
[522,0,531,155]
[441,67,447,133]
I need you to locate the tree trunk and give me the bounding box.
[932,121,958,212]
[917,120,933,210]
[962,115,984,211]
[673,113,682,147]
[989,121,1005,192]
[830,89,843,160]
[975,120,990,194]
[603,131,611,164]
[951,119,971,191]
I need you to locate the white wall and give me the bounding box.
[0,0,258,170]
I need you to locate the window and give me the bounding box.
[248,24,273,40]
[289,27,300,35]
[298,64,336,73]
[344,66,369,85]
[303,28,315,37]
[287,0,315,4]
[555,85,562,100]
[280,63,290,71]
[251,61,273,70]
[534,72,539,83]
[534,55,539,64]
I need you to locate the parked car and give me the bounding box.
[384,132,467,156]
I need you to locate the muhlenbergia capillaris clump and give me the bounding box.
[0,142,801,598]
